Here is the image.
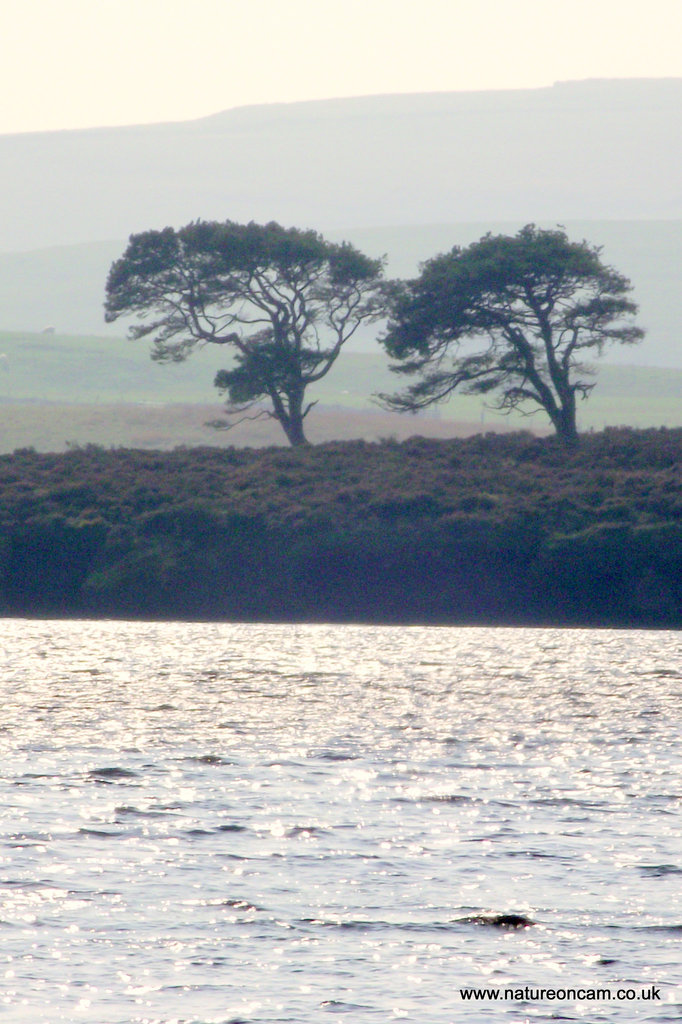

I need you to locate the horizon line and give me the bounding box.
[2,76,681,140]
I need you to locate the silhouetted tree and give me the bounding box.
[378,225,644,444]
[105,220,385,445]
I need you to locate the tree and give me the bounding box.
[105,220,385,446]
[378,225,644,445]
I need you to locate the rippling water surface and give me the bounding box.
[1,620,681,1023]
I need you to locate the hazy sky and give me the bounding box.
[2,0,681,134]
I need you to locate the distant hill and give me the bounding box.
[1,81,680,386]
[1,79,681,253]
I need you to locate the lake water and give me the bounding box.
[0,620,680,1023]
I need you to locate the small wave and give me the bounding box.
[505,850,568,861]
[530,796,608,810]
[456,913,535,928]
[114,805,169,818]
[222,898,261,912]
[88,767,139,782]
[326,920,386,932]
[15,772,58,781]
[78,827,131,838]
[317,750,359,762]
[1,878,49,888]
[299,917,393,932]
[180,823,250,836]
[424,793,476,804]
[286,825,326,838]
[639,923,682,933]
[639,864,682,877]
[185,754,233,765]
[393,792,483,806]
[298,917,503,934]
[5,832,51,848]
[321,1000,373,1013]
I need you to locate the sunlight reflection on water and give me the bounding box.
[0,620,680,1022]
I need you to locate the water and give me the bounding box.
[0,620,680,1023]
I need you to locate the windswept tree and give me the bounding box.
[105,220,385,445]
[378,225,644,444]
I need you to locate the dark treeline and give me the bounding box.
[0,428,680,627]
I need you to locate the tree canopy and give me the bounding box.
[105,220,385,445]
[378,225,645,444]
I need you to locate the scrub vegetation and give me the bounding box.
[0,428,679,626]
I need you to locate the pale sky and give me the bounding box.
[1,0,681,134]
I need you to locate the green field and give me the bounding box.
[0,329,680,451]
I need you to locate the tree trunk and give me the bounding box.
[268,385,309,446]
[283,414,309,446]
[555,404,579,446]
[280,390,309,446]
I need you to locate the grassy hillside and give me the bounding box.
[0,430,679,626]
[0,328,679,451]
[0,240,122,336]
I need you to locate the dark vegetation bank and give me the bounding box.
[0,429,680,627]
